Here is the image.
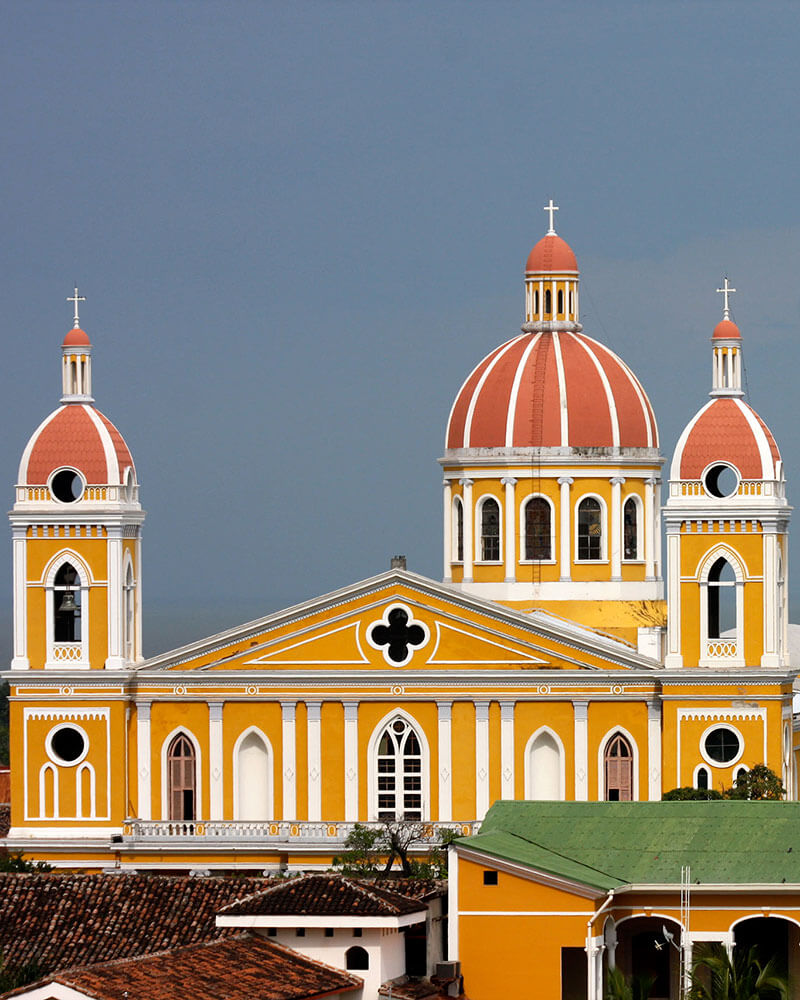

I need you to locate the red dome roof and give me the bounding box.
[671,397,780,481]
[446,331,658,450]
[62,327,91,347]
[712,319,741,340]
[18,404,135,486]
[525,234,578,273]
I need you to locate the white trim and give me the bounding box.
[217,912,424,930]
[448,846,459,960]
[551,332,569,447]
[699,723,745,769]
[575,492,608,563]
[573,336,620,446]
[160,727,203,821]
[307,703,322,822]
[232,726,274,822]
[75,761,97,819]
[438,701,452,821]
[734,398,776,479]
[475,702,490,820]
[573,701,589,801]
[209,703,224,821]
[451,494,464,565]
[692,763,711,790]
[505,333,541,447]
[43,550,92,669]
[281,702,297,821]
[474,494,502,564]
[83,405,121,483]
[670,399,714,481]
[45,722,90,767]
[366,709,430,822]
[18,406,65,484]
[621,493,644,562]
[597,727,640,801]
[136,701,152,820]
[365,602,431,668]
[519,492,556,563]
[500,701,515,799]
[344,702,358,821]
[524,726,566,800]
[463,337,524,447]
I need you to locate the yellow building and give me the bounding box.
[2,210,796,872]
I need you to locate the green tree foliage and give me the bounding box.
[605,966,655,1000]
[0,850,52,873]
[662,765,784,802]
[688,943,787,1000]
[332,821,452,877]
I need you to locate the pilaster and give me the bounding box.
[281,701,297,821]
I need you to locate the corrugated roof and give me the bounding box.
[458,801,800,888]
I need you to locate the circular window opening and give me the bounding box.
[704,464,739,499]
[51,469,85,503]
[703,727,741,765]
[47,725,87,765]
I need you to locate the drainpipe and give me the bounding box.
[586,890,615,1000]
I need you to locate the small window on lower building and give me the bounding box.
[267,928,277,937]
[353,928,363,938]
[696,766,709,790]
[483,870,498,885]
[346,946,369,970]
[295,928,305,937]
[324,928,334,938]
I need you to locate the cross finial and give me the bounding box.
[716,276,736,320]
[544,198,559,235]
[66,286,86,329]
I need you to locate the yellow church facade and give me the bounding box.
[3,214,797,871]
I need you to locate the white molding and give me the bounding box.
[344,702,359,821]
[209,702,224,821]
[504,334,541,447]
[500,701,515,799]
[83,405,121,484]
[647,701,662,801]
[17,406,65,484]
[437,701,452,822]
[573,701,589,801]
[447,846,459,960]
[217,912,424,930]
[281,702,297,821]
[306,703,322,822]
[43,550,93,669]
[475,702,490,820]
[136,701,152,820]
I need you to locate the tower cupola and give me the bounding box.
[710,278,743,397]
[523,200,580,327]
[61,287,93,403]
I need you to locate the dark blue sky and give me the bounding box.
[3,1,800,653]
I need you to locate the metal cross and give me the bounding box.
[716,276,736,320]
[66,286,86,329]
[544,199,559,235]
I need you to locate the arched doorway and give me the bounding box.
[734,916,798,986]
[614,916,681,1000]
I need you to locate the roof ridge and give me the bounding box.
[495,828,628,885]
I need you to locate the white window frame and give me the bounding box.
[451,495,464,564]
[367,709,430,822]
[474,494,502,564]
[692,763,711,790]
[621,493,644,563]
[697,546,747,667]
[524,726,566,800]
[575,493,608,563]
[160,727,203,822]
[699,723,745,769]
[519,493,556,564]
[597,726,640,801]
[43,550,92,669]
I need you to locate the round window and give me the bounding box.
[46,725,88,766]
[702,726,741,765]
[703,464,739,499]
[50,469,85,503]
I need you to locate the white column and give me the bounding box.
[105,528,124,669]
[443,480,453,583]
[135,533,143,661]
[762,531,779,667]
[573,701,589,801]
[447,847,459,960]
[665,530,683,667]
[437,701,453,822]
[647,701,662,801]
[281,701,297,821]
[136,701,152,820]
[344,701,359,821]
[501,477,517,583]
[610,476,624,580]
[11,526,29,669]
[558,477,573,581]
[209,702,224,821]
[460,479,474,582]
[500,701,515,799]
[475,702,490,820]
[586,937,605,1000]
[307,701,322,822]
[644,477,656,580]
[654,481,662,578]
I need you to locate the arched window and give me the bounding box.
[168,734,196,821]
[376,717,423,821]
[544,288,552,314]
[123,563,135,661]
[557,289,564,314]
[533,289,540,314]
[708,556,737,639]
[54,563,81,642]
[604,733,633,801]
[527,731,563,800]
[346,946,369,970]
[696,766,710,790]
[623,497,639,560]
[480,498,500,561]
[524,498,551,560]
[235,731,272,821]
[453,497,464,562]
[577,498,603,560]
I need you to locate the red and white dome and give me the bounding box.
[446,330,658,451]
[671,397,781,482]
[526,234,578,274]
[18,404,135,487]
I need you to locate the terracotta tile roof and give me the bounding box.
[0,873,268,976]
[4,934,362,1000]
[0,805,9,839]
[372,877,446,901]
[218,874,427,918]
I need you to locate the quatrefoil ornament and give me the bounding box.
[366,603,430,667]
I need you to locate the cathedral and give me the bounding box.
[3,206,796,871]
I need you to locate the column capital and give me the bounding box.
[610,476,626,486]
[572,700,589,721]
[437,700,453,721]
[459,477,474,488]
[136,700,152,722]
[281,701,296,721]
[306,701,321,722]
[646,476,659,486]
[474,702,490,722]
[500,477,517,487]
[646,700,662,721]
[208,702,224,722]
[500,701,515,720]
[343,701,359,721]
[443,479,453,489]
[558,476,574,486]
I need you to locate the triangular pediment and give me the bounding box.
[138,571,657,674]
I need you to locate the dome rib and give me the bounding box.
[672,397,780,481]
[504,333,541,447]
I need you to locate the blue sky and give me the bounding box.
[2,1,800,653]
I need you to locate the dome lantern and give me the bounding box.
[62,286,93,403]
[524,200,580,328]
[710,277,743,398]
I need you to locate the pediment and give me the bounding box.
[140,571,655,674]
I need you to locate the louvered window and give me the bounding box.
[604,733,633,801]
[168,734,196,820]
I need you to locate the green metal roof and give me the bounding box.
[457,801,800,890]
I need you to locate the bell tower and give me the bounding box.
[10,291,145,671]
[664,284,790,669]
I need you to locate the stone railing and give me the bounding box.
[705,639,737,659]
[122,819,479,843]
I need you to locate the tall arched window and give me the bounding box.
[577,498,603,560]
[123,563,135,661]
[544,289,552,314]
[524,498,551,560]
[527,731,563,800]
[623,497,639,560]
[696,766,710,791]
[604,733,633,801]
[453,497,464,562]
[557,289,564,314]
[480,498,500,561]
[54,563,81,642]
[168,734,196,821]
[376,717,423,821]
[533,289,540,314]
[235,731,272,821]
[708,556,737,639]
